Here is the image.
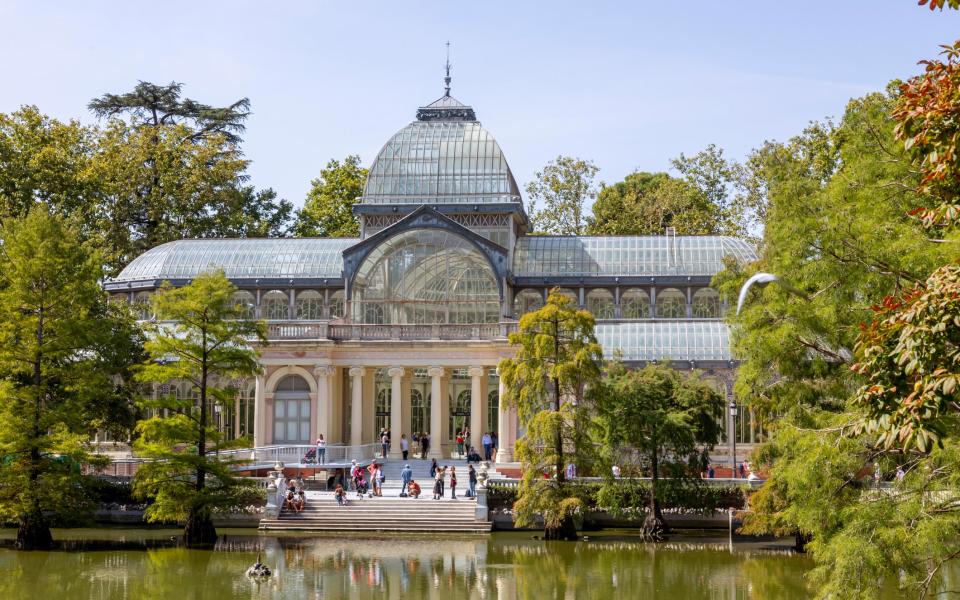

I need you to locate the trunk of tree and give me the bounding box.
[552,318,565,484]
[543,515,578,541]
[642,442,668,541]
[553,374,564,483]
[183,507,217,547]
[185,337,216,547]
[794,531,811,553]
[19,317,53,550]
[16,509,53,550]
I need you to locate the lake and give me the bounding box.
[0,528,893,599]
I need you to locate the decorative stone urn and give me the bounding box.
[478,461,490,486]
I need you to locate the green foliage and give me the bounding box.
[526,156,599,235]
[719,91,949,422]
[88,80,251,144]
[92,120,291,271]
[587,171,719,236]
[0,105,292,275]
[724,81,960,597]
[594,362,725,534]
[0,210,139,548]
[294,155,367,237]
[133,271,265,544]
[498,290,602,537]
[672,143,760,237]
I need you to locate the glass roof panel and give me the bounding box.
[596,321,732,362]
[110,238,358,283]
[512,236,756,277]
[361,121,521,205]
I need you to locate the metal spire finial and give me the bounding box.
[443,41,452,96]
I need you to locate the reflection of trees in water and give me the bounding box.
[0,533,864,599]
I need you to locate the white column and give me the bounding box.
[314,365,336,443]
[496,374,515,463]
[468,366,484,452]
[428,366,444,459]
[349,367,364,447]
[253,373,266,447]
[388,367,405,458]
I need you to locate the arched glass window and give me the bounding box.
[411,389,429,437]
[656,288,686,319]
[272,374,311,444]
[487,387,499,436]
[621,288,650,319]
[329,290,345,319]
[375,387,390,437]
[692,288,721,318]
[586,289,615,319]
[351,229,500,324]
[262,290,289,320]
[513,289,544,317]
[230,291,256,319]
[296,290,324,320]
[133,292,152,320]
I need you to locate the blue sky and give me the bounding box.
[3,1,959,209]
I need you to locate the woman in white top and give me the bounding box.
[316,435,326,464]
[400,434,409,460]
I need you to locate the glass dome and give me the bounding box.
[351,228,500,325]
[360,120,521,205]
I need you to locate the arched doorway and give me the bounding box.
[273,375,311,444]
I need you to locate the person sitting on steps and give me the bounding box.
[334,483,347,507]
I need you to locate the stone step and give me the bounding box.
[260,523,492,534]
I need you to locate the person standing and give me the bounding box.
[421,433,430,459]
[400,463,413,496]
[429,458,438,480]
[380,432,389,459]
[565,462,576,479]
[456,431,464,457]
[491,431,498,461]
[467,464,477,498]
[438,466,446,497]
[400,434,409,461]
[433,469,443,500]
[316,435,326,464]
[481,431,492,461]
[449,466,458,499]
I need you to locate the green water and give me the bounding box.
[0,528,844,599]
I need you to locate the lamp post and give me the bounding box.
[729,400,739,478]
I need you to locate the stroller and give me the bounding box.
[303,448,317,464]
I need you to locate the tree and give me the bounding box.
[594,362,724,539]
[133,271,266,547]
[87,82,292,271]
[0,210,140,549]
[294,155,367,237]
[672,144,759,237]
[0,107,102,227]
[526,156,599,235]
[587,171,719,235]
[722,83,960,596]
[88,80,250,144]
[498,290,603,539]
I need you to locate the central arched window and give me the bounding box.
[351,229,501,325]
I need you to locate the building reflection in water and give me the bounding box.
[0,531,822,599]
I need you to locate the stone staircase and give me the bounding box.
[258,458,496,533]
